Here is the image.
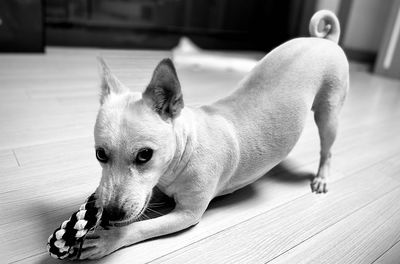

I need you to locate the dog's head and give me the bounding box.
[94,58,183,224]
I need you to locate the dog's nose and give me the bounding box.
[104,206,127,221]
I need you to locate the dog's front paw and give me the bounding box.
[311,176,328,194]
[76,226,126,260]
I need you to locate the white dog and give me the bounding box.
[79,10,348,259]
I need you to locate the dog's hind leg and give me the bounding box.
[312,109,337,193]
[311,79,348,193]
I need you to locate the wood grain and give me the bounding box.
[374,240,400,264]
[269,189,400,264]
[148,153,400,264]
[0,150,19,169]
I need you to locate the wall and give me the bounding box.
[315,0,340,14]
[343,0,394,52]
[315,0,393,53]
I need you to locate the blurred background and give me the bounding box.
[0,0,399,78]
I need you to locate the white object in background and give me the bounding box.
[374,0,400,79]
[383,7,400,69]
[172,37,258,73]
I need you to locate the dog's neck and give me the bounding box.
[156,107,197,193]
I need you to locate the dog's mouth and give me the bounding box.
[107,194,151,227]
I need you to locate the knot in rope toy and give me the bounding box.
[47,193,103,259]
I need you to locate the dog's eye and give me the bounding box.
[96,148,109,163]
[136,148,153,164]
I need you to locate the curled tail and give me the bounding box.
[309,10,341,44]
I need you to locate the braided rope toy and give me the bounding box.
[47,193,103,259]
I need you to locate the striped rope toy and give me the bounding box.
[47,193,103,259]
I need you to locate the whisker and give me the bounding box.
[140,212,150,220]
[148,202,166,207]
[146,207,164,217]
[148,202,165,205]
[148,204,165,208]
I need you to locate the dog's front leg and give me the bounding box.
[79,206,203,260]
[125,206,201,243]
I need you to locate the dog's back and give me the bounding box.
[203,10,349,195]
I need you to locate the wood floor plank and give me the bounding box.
[269,189,400,264]
[284,115,400,179]
[373,240,400,264]
[0,150,19,169]
[0,167,99,225]
[0,161,99,194]
[148,153,400,264]
[13,137,94,168]
[0,113,96,151]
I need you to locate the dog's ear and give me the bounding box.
[143,58,184,119]
[98,57,127,104]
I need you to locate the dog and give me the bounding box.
[79,10,348,259]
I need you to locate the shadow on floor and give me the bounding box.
[208,160,314,211]
[267,160,315,183]
[33,199,87,264]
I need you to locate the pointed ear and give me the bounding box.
[97,57,127,104]
[143,58,184,119]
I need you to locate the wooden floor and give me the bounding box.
[1,48,400,264]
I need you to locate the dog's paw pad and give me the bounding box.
[311,177,328,194]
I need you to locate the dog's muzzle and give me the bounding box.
[103,194,151,227]
[103,206,127,222]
